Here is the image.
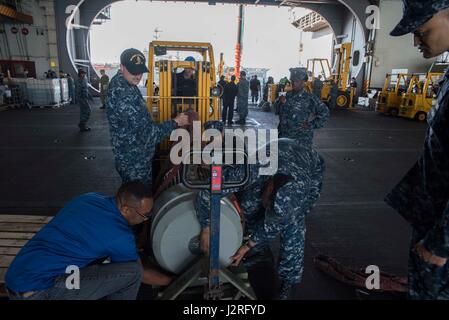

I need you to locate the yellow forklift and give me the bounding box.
[331,42,354,108]
[267,83,279,105]
[146,40,223,191]
[306,58,332,101]
[376,73,412,117]
[307,42,354,108]
[399,62,448,122]
[147,41,221,135]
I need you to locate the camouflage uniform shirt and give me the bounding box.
[106,71,177,187]
[385,66,449,299]
[278,89,329,148]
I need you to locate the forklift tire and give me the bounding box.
[389,108,399,117]
[416,112,427,122]
[336,93,349,108]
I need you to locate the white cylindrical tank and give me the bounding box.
[151,184,243,274]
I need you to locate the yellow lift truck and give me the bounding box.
[306,58,332,101]
[399,62,448,122]
[376,73,412,117]
[307,42,354,108]
[147,41,221,134]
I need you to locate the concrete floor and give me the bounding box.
[248,104,424,299]
[0,100,428,299]
[296,108,425,299]
[0,101,121,215]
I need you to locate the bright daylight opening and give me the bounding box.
[89,1,334,90]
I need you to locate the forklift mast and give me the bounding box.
[307,58,332,80]
[147,41,221,134]
[333,42,352,91]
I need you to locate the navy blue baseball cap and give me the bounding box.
[391,0,449,36]
[120,48,149,75]
[289,67,308,82]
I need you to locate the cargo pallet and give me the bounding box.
[0,215,52,298]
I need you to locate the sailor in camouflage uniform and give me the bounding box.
[236,71,250,125]
[99,69,110,110]
[386,0,449,300]
[329,79,339,109]
[278,68,329,148]
[231,139,325,299]
[312,75,324,99]
[75,69,92,132]
[196,137,325,300]
[195,120,263,256]
[106,48,189,188]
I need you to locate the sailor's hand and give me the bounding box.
[175,113,190,127]
[142,268,174,286]
[155,273,174,286]
[229,245,251,267]
[279,96,287,104]
[200,227,210,254]
[415,241,447,267]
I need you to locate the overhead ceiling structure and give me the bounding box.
[55,0,377,86]
[0,2,33,24]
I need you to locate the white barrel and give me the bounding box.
[151,184,243,274]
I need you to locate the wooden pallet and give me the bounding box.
[0,215,52,297]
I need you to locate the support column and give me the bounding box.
[38,0,59,71]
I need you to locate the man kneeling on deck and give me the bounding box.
[5,181,172,300]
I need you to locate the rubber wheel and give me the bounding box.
[336,95,348,108]
[416,112,427,122]
[389,108,399,117]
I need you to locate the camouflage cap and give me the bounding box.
[120,48,149,75]
[289,67,309,82]
[391,0,449,37]
[204,120,224,132]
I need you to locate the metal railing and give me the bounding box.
[144,96,221,124]
[292,11,329,32]
[144,96,221,150]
